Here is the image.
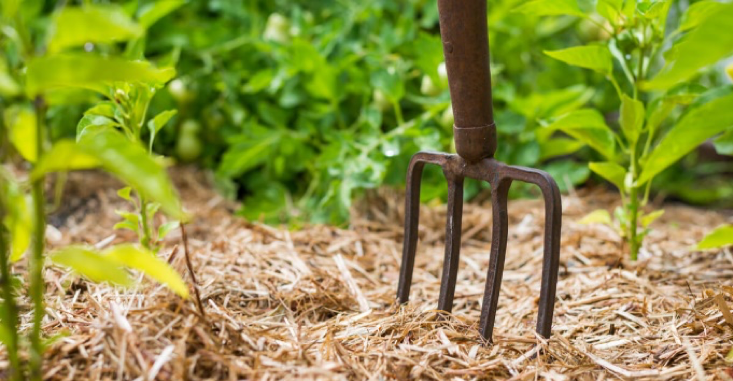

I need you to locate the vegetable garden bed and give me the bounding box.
[2,168,731,380]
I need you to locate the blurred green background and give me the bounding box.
[7,0,733,224]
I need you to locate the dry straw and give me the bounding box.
[2,169,732,380]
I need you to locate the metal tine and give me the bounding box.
[478,178,511,342]
[396,159,427,304]
[437,172,464,313]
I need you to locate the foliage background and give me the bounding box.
[31,0,733,223]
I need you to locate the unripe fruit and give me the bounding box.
[437,62,448,85]
[439,106,454,130]
[373,89,391,112]
[420,75,439,96]
[168,79,194,104]
[263,13,290,43]
[176,120,202,162]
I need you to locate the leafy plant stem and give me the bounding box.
[608,76,624,99]
[0,211,22,380]
[628,183,640,261]
[29,97,47,381]
[393,101,405,126]
[139,195,152,250]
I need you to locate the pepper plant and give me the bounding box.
[522,0,733,260]
[0,1,187,379]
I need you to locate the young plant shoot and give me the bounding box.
[525,0,733,260]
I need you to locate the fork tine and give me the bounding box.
[534,173,562,338]
[498,165,562,339]
[397,158,427,304]
[479,178,511,342]
[437,173,464,313]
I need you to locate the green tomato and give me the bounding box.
[437,62,448,86]
[263,13,290,43]
[181,119,201,135]
[373,89,391,112]
[420,75,439,96]
[203,108,225,130]
[578,17,611,41]
[176,130,202,162]
[168,79,194,104]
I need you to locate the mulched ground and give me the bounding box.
[3,167,733,380]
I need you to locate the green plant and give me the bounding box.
[697,224,733,250]
[144,0,603,224]
[0,1,188,378]
[526,0,733,260]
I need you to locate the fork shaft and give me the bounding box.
[437,173,464,312]
[438,0,496,163]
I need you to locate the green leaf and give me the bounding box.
[33,130,186,221]
[217,124,282,178]
[677,0,726,33]
[84,102,117,118]
[115,210,139,225]
[26,54,175,96]
[714,128,733,155]
[543,160,591,192]
[147,109,177,151]
[619,94,645,143]
[544,45,613,75]
[641,209,664,228]
[31,140,101,174]
[412,32,444,86]
[697,224,733,250]
[157,220,180,240]
[137,0,184,29]
[49,246,134,286]
[76,114,118,139]
[578,209,613,225]
[596,0,623,25]
[637,92,733,185]
[644,3,733,90]
[5,107,37,162]
[2,180,32,262]
[544,109,616,159]
[539,138,585,160]
[589,161,626,191]
[103,244,189,298]
[48,4,143,53]
[113,221,138,232]
[514,0,585,17]
[370,68,405,103]
[117,186,133,201]
[82,129,186,221]
[0,61,20,97]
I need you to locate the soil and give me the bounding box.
[3,167,733,380]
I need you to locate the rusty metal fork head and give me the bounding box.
[396,0,562,343]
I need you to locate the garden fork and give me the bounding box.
[396,0,562,342]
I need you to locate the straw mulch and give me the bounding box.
[3,167,733,380]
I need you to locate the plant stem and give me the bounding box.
[0,213,22,380]
[628,184,640,261]
[139,195,152,249]
[393,101,405,126]
[29,96,47,380]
